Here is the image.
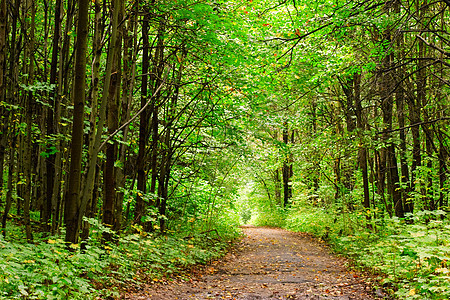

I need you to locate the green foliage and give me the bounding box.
[0,234,100,299]
[0,217,240,300]
[250,205,286,228]
[285,203,331,237]
[235,180,286,228]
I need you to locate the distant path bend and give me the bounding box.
[125,226,378,299]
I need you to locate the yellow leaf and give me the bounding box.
[409,289,416,296]
[23,260,35,264]
[48,239,56,244]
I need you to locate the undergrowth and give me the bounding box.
[0,217,240,299]
[285,200,450,299]
[249,205,286,228]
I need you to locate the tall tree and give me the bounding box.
[103,0,123,237]
[65,0,90,244]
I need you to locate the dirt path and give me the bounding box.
[124,226,378,299]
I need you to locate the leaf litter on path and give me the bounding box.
[123,226,381,299]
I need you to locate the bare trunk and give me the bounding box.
[0,0,7,197]
[51,0,74,234]
[77,0,121,240]
[354,73,370,215]
[135,12,150,224]
[44,0,62,231]
[150,20,166,196]
[65,0,90,244]
[2,136,15,237]
[282,123,292,207]
[115,1,137,231]
[79,0,103,238]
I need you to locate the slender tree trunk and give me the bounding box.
[339,77,357,195]
[392,0,412,215]
[282,122,292,207]
[158,48,186,232]
[438,129,448,208]
[0,0,7,197]
[274,168,282,205]
[78,0,121,240]
[79,0,103,239]
[103,0,122,236]
[135,11,150,224]
[2,136,15,237]
[150,20,166,196]
[354,73,370,216]
[20,0,36,243]
[65,0,90,244]
[103,69,119,239]
[397,87,412,213]
[44,0,62,231]
[4,0,19,228]
[51,0,74,234]
[437,4,448,210]
[310,99,320,192]
[409,0,426,209]
[422,125,434,209]
[381,49,403,218]
[115,1,137,231]
[334,104,343,200]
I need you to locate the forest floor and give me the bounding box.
[123,226,381,299]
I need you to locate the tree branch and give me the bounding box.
[99,68,170,151]
[416,34,450,57]
[377,118,450,135]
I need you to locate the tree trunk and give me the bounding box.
[102,0,122,240]
[0,0,7,198]
[65,0,90,244]
[44,0,62,232]
[135,11,150,224]
[282,122,292,207]
[103,70,119,239]
[79,0,103,239]
[150,19,166,196]
[20,0,36,243]
[2,136,15,237]
[381,49,403,218]
[438,129,448,208]
[397,87,412,214]
[115,1,137,231]
[51,0,74,234]
[158,47,186,232]
[353,73,370,215]
[77,0,121,241]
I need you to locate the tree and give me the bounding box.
[65,0,90,244]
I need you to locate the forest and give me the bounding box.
[0,0,450,298]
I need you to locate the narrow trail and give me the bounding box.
[125,226,378,299]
